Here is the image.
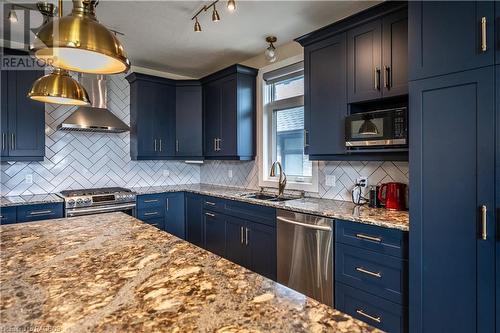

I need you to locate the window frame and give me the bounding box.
[257,55,318,193]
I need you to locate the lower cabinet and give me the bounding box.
[0,203,64,224]
[335,219,408,333]
[164,192,185,239]
[185,193,204,247]
[137,192,185,239]
[203,210,226,257]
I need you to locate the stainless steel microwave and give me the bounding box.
[345,107,408,148]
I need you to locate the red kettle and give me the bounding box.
[378,182,406,210]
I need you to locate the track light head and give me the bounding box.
[194,17,202,32]
[227,0,236,12]
[212,7,220,22]
[8,9,18,23]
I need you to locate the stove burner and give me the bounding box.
[59,187,131,197]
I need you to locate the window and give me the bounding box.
[260,61,317,191]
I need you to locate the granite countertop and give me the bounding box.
[0,183,409,231]
[0,193,63,207]
[0,212,382,333]
[132,184,409,231]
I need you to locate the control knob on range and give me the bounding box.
[76,198,84,206]
[67,199,75,206]
[84,197,91,204]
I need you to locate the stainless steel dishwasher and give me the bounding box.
[277,209,334,306]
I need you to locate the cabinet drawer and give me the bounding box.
[335,282,407,333]
[202,196,225,212]
[143,217,164,230]
[137,207,165,220]
[0,207,17,225]
[336,220,408,258]
[336,243,407,304]
[224,199,276,227]
[137,194,166,210]
[17,203,63,222]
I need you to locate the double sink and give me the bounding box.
[240,192,296,202]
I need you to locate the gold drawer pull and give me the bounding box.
[205,201,216,206]
[205,212,215,217]
[144,212,158,216]
[29,210,52,215]
[480,17,487,52]
[143,199,159,203]
[356,267,382,278]
[356,309,381,323]
[355,233,382,242]
[481,205,487,240]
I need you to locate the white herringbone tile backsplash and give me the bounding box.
[0,73,200,196]
[201,159,409,202]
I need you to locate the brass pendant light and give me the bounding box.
[28,68,91,106]
[32,0,130,75]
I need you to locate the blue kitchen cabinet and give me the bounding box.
[303,32,347,159]
[185,193,204,247]
[408,1,495,81]
[203,209,226,258]
[497,5,500,64]
[1,50,45,161]
[201,64,257,160]
[409,67,496,333]
[496,65,500,333]
[0,206,17,225]
[164,192,185,239]
[127,73,176,160]
[225,216,248,266]
[16,203,63,223]
[137,193,167,230]
[175,82,203,159]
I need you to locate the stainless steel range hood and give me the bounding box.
[57,75,130,133]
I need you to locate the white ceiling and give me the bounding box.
[4,1,380,78]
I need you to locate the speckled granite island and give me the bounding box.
[0,213,382,333]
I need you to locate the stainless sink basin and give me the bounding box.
[242,193,296,202]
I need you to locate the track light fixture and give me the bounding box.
[8,8,18,23]
[192,0,235,32]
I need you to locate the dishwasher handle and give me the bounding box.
[277,216,332,231]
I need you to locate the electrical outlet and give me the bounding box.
[325,175,336,187]
[25,174,33,185]
[357,177,368,188]
[163,170,170,177]
[228,169,233,178]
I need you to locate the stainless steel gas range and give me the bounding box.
[58,187,136,218]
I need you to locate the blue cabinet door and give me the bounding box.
[17,203,64,222]
[225,216,248,267]
[0,206,17,225]
[409,1,495,81]
[7,70,45,160]
[382,9,408,97]
[185,193,204,247]
[175,83,203,158]
[304,33,347,158]
[347,19,382,103]
[496,5,500,64]
[165,192,185,239]
[219,77,237,157]
[203,210,226,257]
[496,65,500,333]
[409,67,496,333]
[156,83,176,158]
[1,70,8,159]
[247,220,276,281]
[203,81,221,157]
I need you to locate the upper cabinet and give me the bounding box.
[175,81,203,159]
[202,64,257,160]
[409,2,495,81]
[347,9,407,103]
[126,73,203,160]
[304,33,347,158]
[1,57,45,162]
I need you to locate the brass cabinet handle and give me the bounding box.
[205,212,215,217]
[356,309,381,323]
[144,211,158,216]
[374,67,380,90]
[480,17,487,52]
[384,66,390,89]
[355,233,382,243]
[176,140,179,152]
[29,210,52,216]
[481,205,487,240]
[205,201,216,206]
[245,227,249,245]
[154,139,157,152]
[240,226,244,244]
[143,199,158,203]
[356,267,382,278]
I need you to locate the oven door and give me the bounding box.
[345,109,407,148]
[65,203,136,218]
